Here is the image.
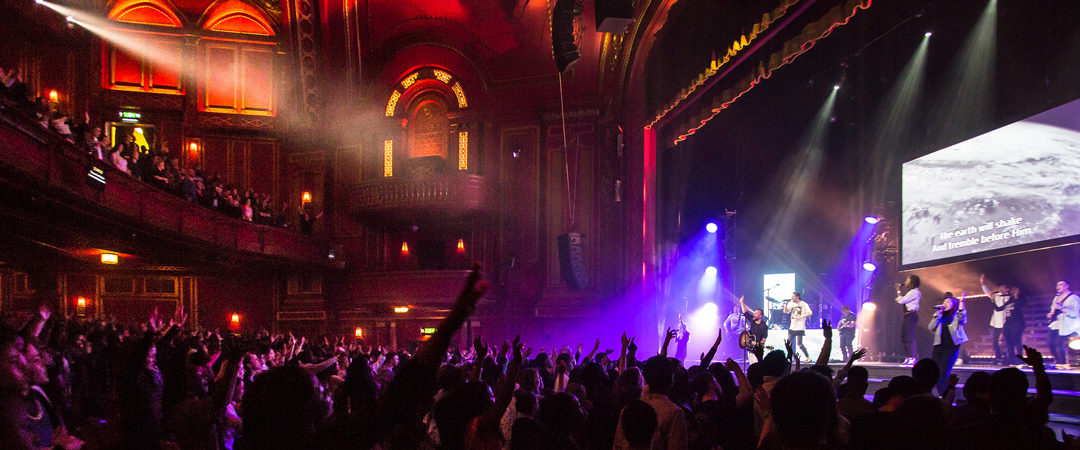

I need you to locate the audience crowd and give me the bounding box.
[0,66,309,232]
[1,266,1077,449]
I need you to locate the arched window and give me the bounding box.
[382,67,470,177]
[104,0,185,94]
[197,0,279,115]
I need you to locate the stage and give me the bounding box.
[831,362,1080,415]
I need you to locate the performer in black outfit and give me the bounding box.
[738,295,769,362]
[838,305,857,361]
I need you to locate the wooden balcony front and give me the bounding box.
[351,172,492,223]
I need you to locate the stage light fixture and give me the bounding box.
[862,261,877,271]
[862,302,877,312]
[354,327,364,339]
[35,0,45,4]
[864,216,879,224]
[925,31,932,38]
[394,306,410,313]
[833,84,840,91]
[100,253,118,264]
[705,222,718,233]
[705,266,717,275]
[1069,337,1080,351]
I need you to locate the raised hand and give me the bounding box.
[512,335,523,361]
[499,340,510,358]
[628,337,637,353]
[753,385,771,413]
[171,305,187,328]
[947,373,960,390]
[724,358,740,372]
[784,339,794,360]
[665,327,677,342]
[822,319,832,339]
[851,347,868,362]
[980,274,986,284]
[1018,345,1045,370]
[591,338,601,353]
[473,336,488,360]
[456,263,489,313]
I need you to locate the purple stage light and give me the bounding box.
[862,261,877,271]
[864,216,879,224]
[706,222,718,233]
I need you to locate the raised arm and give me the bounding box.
[660,327,675,357]
[815,319,832,366]
[419,264,487,370]
[1020,346,1052,413]
[980,274,994,297]
[896,288,920,306]
[725,358,753,407]
[739,295,750,313]
[833,348,868,390]
[700,329,723,368]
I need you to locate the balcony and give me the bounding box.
[351,172,492,223]
[0,107,327,267]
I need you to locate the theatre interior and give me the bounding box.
[3,0,1080,446]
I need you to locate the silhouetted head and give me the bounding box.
[621,400,658,448]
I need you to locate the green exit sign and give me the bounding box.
[119,111,141,122]
[420,327,437,335]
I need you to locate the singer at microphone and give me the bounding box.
[929,292,968,395]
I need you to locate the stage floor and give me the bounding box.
[829,362,1080,415]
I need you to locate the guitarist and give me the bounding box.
[739,295,769,362]
[1047,279,1079,368]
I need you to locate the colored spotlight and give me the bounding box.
[705,266,717,275]
[1069,337,1080,351]
[862,261,877,272]
[705,222,718,233]
[862,302,877,312]
[925,31,932,38]
[833,84,840,91]
[864,216,879,224]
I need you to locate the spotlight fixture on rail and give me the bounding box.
[705,222,718,233]
[864,216,880,225]
[862,261,877,272]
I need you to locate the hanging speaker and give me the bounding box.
[557,233,589,290]
[595,0,634,33]
[552,0,583,73]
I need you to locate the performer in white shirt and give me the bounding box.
[1047,279,1080,369]
[783,292,812,360]
[895,275,922,366]
[981,274,1016,365]
[723,306,744,335]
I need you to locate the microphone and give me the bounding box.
[933,305,945,309]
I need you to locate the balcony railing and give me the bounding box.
[352,172,490,219]
[0,107,326,266]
